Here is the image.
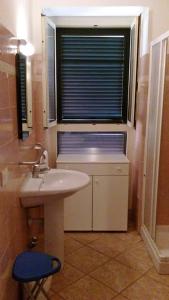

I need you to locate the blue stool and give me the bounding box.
[12,251,61,300]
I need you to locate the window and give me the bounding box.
[58,132,127,154]
[57,28,130,123]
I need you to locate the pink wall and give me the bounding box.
[0,24,43,299]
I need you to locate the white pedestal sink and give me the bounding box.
[20,169,90,263]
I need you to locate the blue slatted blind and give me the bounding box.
[58,132,126,154]
[57,29,130,123]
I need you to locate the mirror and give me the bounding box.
[16,53,32,139]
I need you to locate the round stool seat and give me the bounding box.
[12,251,61,283]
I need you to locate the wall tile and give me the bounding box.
[0,23,40,300]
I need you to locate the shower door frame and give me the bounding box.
[142,31,168,240]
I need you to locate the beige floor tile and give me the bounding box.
[122,275,169,300]
[67,232,101,245]
[147,266,169,287]
[65,246,110,274]
[113,295,128,300]
[51,263,84,293]
[49,288,64,299]
[115,249,153,273]
[48,289,55,297]
[88,235,136,258]
[113,231,142,243]
[64,233,72,241]
[90,259,142,293]
[64,237,83,256]
[127,241,152,261]
[59,275,117,300]
[51,294,65,300]
[49,290,66,300]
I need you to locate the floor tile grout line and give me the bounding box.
[65,245,142,260]
[63,256,111,277]
[64,243,86,257]
[56,272,119,299]
[64,233,101,245]
[55,272,112,298]
[64,231,143,251]
[85,241,122,259]
[64,231,141,244]
[51,258,91,294]
[115,267,155,298]
[85,238,145,261]
[87,273,119,295]
[146,271,169,289]
[56,231,169,299]
[112,292,130,300]
[113,252,153,272]
[65,243,112,263]
[88,258,152,296]
[51,257,118,296]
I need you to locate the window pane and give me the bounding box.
[58,132,126,154]
[57,29,130,123]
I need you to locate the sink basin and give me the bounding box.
[41,169,89,196]
[21,169,90,207]
[20,168,90,263]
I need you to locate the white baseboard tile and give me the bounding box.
[141,225,169,274]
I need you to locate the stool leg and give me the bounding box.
[34,279,46,299]
[40,285,50,300]
[23,279,50,300]
[24,283,36,300]
[24,281,43,300]
[33,278,50,300]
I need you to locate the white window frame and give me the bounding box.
[127,17,139,127]
[42,15,57,128]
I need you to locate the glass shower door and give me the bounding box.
[143,38,167,240]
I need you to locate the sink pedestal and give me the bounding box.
[44,196,64,264]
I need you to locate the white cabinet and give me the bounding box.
[93,176,128,231]
[57,155,129,231]
[64,177,92,231]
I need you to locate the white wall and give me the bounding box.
[1,0,169,53]
[51,16,134,27]
[31,0,169,53]
[0,0,32,42]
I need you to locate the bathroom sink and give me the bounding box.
[20,168,90,263]
[20,169,90,207]
[40,169,90,196]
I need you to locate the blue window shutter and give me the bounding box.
[57,28,130,123]
[58,132,127,154]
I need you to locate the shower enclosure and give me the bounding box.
[142,30,169,273]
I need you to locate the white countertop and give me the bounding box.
[57,154,129,164]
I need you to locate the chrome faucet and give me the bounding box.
[32,164,41,178]
[19,143,49,177]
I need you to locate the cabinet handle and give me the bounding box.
[95,179,99,184]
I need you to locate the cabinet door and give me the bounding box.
[93,176,128,231]
[64,176,92,231]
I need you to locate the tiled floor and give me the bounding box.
[49,227,169,299]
